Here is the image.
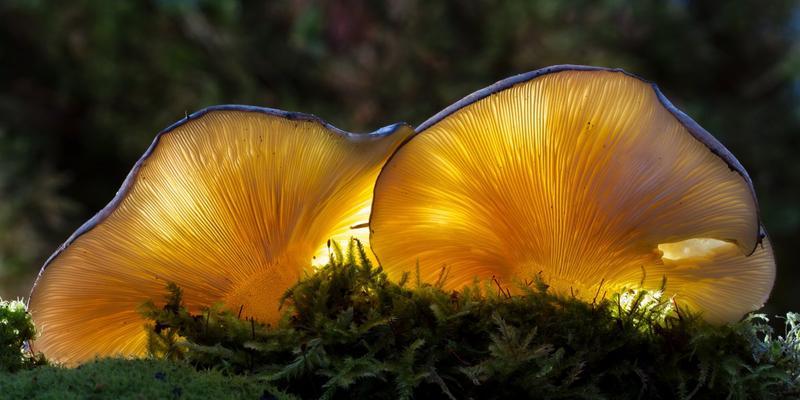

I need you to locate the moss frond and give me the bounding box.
[0,298,46,372]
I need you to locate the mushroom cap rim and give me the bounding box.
[375,64,763,257]
[30,104,413,291]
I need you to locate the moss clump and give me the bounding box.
[140,240,800,399]
[0,298,45,372]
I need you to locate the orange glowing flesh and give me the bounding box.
[28,110,413,365]
[370,69,774,323]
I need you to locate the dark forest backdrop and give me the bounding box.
[1,0,798,316]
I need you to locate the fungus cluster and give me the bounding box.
[28,66,775,365]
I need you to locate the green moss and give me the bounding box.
[2,240,799,398]
[0,298,45,372]
[0,358,283,399]
[137,240,800,399]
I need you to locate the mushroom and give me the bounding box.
[28,105,413,365]
[369,65,774,323]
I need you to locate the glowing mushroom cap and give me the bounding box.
[28,106,413,365]
[370,65,774,323]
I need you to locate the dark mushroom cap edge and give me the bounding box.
[29,105,412,300]
[370,64,765,264]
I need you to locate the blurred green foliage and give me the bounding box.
[0,1,798,314]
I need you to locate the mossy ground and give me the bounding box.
[3,240,800,399]
[0,358,270,399]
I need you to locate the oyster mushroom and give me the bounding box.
[370,65,774,323]
[28,105,413,364]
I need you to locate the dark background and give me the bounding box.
[1,0,798,316]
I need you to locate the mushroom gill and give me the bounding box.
[369,66,774,323]
[28,106,413,365]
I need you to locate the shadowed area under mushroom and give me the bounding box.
[370,68,774,323]
[27,108,413,365]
